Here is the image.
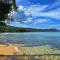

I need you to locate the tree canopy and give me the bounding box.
[0,0,16,21]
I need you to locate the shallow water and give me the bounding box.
[0,32,60,49]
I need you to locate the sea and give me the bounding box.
[0,32,60,49]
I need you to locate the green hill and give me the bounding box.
[0,23,59,32]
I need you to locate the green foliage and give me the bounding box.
[0,0,16,21]
[0,24,59,32]
[0,3,12,20]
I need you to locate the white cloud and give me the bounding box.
[7,1,60,28]
[31,10,60,19]
[28,5,48,12]
[33,11,60,19]
[34,19,49,24]
[24,18,32,23]
[7,21,29,27]
[27,2,60,19]
[17,6,24,10]
[8,6,32,22]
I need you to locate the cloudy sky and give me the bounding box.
[8,0,60,29]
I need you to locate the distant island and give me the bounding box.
[0,23,60,32]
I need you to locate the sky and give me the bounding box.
[7,0,60,29]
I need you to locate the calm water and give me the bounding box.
[0,32,60,49]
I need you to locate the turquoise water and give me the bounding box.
[0,32,60,49]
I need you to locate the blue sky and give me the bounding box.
[8,0,60,29]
